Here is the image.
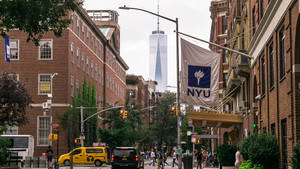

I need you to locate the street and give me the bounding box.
[21,157,218,169]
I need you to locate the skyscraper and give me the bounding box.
[149,2,168,92]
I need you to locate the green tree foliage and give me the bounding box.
[0,125,11,165]
[61,78,97,150]
[241,133,280,169]
[216,144,237,166]
[291,144,300,169]
[0,0,80,45]
[150,93,177,148]
[0,72,32,126]
[239,160,265,169]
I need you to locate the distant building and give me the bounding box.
[126,75,158,127]
[149,30,168,92]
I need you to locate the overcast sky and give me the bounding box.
[84,0,212,89]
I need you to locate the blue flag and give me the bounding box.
[5,35,10,62]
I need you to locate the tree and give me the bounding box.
[0,0,80,45]
[0,72,32,126]
[61,78,97,149]
[0,125,11,165]
[150,93,177,148]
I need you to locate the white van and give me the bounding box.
[0,135,34,160]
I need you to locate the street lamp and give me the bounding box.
[119,5,182,169]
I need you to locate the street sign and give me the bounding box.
[195,134,218,139]
[176,149,182,154]
[80,135,85,140]
[191,135,196,143]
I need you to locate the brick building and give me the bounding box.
[210,0,300,168]
[126,75,158,127]
[0,5,128,156]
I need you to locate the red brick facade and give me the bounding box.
[0,7,128,156]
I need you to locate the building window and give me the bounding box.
[82,53,85,72]
[91,37,94,50]
[279,27,285,80]
[77,19,80,37]
[37,116,50,146]
[87,31,90,46]
[71,43,74,64]
[269,42,274,88]
[71,12,74,31]
[76,48,80,67]
[222,15,227,34]
[129,90,135,98]
[86,56,89,75]
[95,64,98,81]
[8,73,19,81]
[76,79,79,90]
[91,61,94,78]
[70,75,74,97]
[10,40,19,60]
[252,7,256,35]
[82,25,85,40]
[39,40,52,60]
[271,123,275,135]
[260,0,264,20]
[261,54,265,95]
[39,74,51,95]
[3,125,18,135]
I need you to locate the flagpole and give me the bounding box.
[176,31,252,59]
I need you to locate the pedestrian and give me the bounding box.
[150,150,156,166]
[163,151,169,166]
[235,146,243,169]
[46,146,54,169]
[157,150,163,169]
[196,149,202,169]
[172,151,177,167]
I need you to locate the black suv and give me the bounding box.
[111,147,144,169]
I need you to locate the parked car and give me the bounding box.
[111,147,144,169]
[58,147,108,167]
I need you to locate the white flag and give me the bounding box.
[180,38,220,107]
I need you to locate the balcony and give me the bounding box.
[236,55,250,78]
[226,68,241,94]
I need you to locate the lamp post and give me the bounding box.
[119,6,182,169]
[48,73,58,146]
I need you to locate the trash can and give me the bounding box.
[39,156,46,168]
[25,156,32,168]
[182,154,193,169]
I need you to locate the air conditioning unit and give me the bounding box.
[252,102,258,109]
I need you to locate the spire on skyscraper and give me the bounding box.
[157,0,160,32]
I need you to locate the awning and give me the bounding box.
[187,111,243,128]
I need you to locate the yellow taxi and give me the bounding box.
[58,147,108,166]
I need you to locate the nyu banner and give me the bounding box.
[180,38,220,107]
[5,35,10,62]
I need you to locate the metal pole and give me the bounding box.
[192,126,195,168]
[176,18,182,169]
[80,106,84,147]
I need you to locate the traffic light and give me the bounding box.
[120,109,124,119]
[171,106,175,115]
[195,138,200,145]
[74,138,81,144]
[123,111,128,119]
[49,134,58,141]
[253,124,257,128]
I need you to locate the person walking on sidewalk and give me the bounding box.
[172,151,178,167]
[196,149,203,169]
[46,146,54,169]
[235,146,243,169]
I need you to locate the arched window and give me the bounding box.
[39,40,52,60]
